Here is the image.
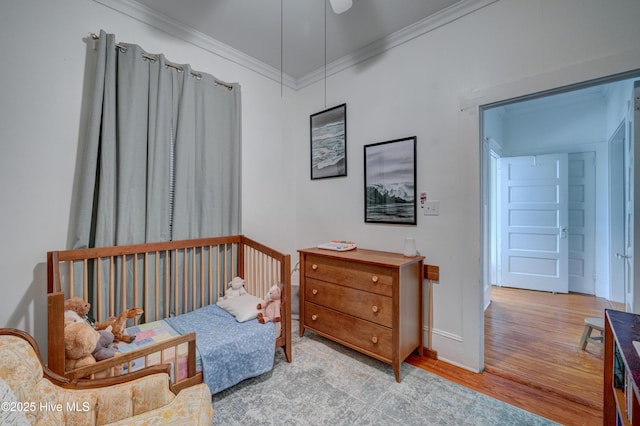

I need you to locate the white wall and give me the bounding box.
[294,0,640,370]
[0,0,295,355]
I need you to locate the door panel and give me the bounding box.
[499,154,569,293]
[568,152,595,295]
[627,82,640,312]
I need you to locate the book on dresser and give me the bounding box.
[604,309,640,425]
[297,246,424,382]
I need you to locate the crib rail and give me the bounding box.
[49,236,243,322]
[64,332,199,391]
[47,235,291,388]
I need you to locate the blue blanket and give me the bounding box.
[165,304,275,394]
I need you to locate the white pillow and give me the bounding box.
[217,294,264,322]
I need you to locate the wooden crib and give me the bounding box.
[47,235,291,392]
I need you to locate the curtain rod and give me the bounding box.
[90,33,233,90]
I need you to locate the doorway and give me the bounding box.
[482,78,637,302]
[480,75,640,387]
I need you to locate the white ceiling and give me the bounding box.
[127,0,492,86]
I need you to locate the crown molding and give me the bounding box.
[94,0,497,91]
[93,0,297,89]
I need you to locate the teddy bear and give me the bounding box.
[65,321,123,378]
[257,284,281,324]
[94,307,143,343]
[224,276,248,299]
[64,296,93,326]
[64,321,99,372]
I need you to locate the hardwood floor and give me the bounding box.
[407,286,624,426]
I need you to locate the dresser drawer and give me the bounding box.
[304,302,392,360]
[305,278,393,327]
[304,254,393,297]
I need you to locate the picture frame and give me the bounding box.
[364,136,417,225]
[310,103,347,179]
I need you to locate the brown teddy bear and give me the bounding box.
[64,321,99,372]
[257,284,281,324]
[64,297,92,325]
[64,321,123,378]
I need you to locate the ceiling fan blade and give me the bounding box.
[329,0,352,14]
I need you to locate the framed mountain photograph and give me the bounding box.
[364,136,417,225]
[310,103,347,179]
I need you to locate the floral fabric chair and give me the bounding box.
[0,328,213,425]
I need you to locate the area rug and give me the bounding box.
[212,322,557,425]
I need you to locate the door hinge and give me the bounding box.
[635,95,640,111]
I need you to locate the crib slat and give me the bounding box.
[153,252,158,322]
[165,250,170,318]
[173,249,178,316]
[109,256,115,316]
[215,245,220,299]
[223,244,228,288]
[208,246,213,305]
[97,258,102,321]
[133,253,139,325]
[200,248,205,309]
[83,260,88,299]
[122,255,127,318]
[183,248,188,314]
[173,346,178,383]
[67,261,74,299]
[232,243,236,282]
[192,248,196,311]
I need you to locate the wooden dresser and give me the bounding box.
[298,247,424,382]
[604,309,640,425]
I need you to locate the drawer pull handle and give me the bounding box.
[312,264,318,271]
[371,275,379,283]
[371,336,378,344]
[372,305,379,313]
[312,289,318,295]
[311,314,318,321]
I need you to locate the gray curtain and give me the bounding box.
[70,30,241,249]
[68,30,241,318]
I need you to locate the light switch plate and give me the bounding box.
[424,200,439,216]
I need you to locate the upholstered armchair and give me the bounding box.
[0,328,213,425]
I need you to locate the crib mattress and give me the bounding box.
[116,319,201,382]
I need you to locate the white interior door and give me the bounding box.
[626,82,640,312]
[568,152,595,295]
[499,153,569,293]
[609,123,626,303]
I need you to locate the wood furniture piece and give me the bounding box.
[604,309,640,425]
[47,235,291,391]
[298,247,424,382]
[579,316,604,350]
[424,263,439,360]
[0,328,213,425]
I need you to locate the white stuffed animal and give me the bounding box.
[224,276,248,299]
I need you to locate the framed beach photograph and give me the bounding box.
[364,136,417,225]
[310,103,347,179]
